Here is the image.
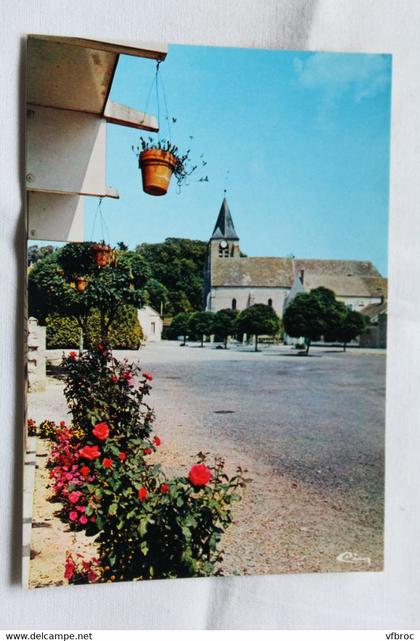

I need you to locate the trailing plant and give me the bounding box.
[133,137,208,189]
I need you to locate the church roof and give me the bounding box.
[212,257,295,288]
[210,255,387,297]
[210,198,239,240]
[294,259,382,278]
[294,259,387,298]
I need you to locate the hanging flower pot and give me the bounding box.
[76,276,88,292]
[134,137,208,197]
[92,243,112,268]
[139,149,177,196]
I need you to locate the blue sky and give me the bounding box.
[85,45,391,275]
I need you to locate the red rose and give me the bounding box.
[60,420,66,427]
[69,351,77,359]
[118,452,127,461]
[27,418,36,427]
[153,436,161,446]
[138,487,148,501]
[102,458,113,469]
[143,448,153,455]
[79,445,101,460]
[143,372,153,381]
[80,465,90,477]
[92,422,109,440]
[111,375,119,383]
[160,483,169,494]
[188,464,212,487]
[98,343,104,351]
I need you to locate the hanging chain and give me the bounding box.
[90,197,112,246]
[159,66,172,141]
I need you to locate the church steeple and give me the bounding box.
[210,198,239,240]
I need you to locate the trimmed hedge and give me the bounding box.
[46,306,143,350]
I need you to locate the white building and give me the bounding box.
[138,306,163,342]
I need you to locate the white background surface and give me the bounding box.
[1,0,420,630]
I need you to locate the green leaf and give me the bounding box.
[138,518,148,537]
[108,502,118,516]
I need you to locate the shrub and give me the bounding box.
[44,345,248,583]
[46,306,143,350]
[46,315,80,349]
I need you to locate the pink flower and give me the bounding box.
[68,491,82,504]
[79,515,88,525]
[69,511,78,522]
[76,505,85,512]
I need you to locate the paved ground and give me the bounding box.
[27,341,385,583]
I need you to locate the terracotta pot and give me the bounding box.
[76,277,88,292]
[139,149,177,196]
[92,244,112,268]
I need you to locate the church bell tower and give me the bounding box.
[204,198,240,310]
[209,198,240,260]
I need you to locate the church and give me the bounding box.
[204,199,387,320]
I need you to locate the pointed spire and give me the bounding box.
[210,198,239,240]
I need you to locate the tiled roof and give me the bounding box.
[300,274,387,298]
[211,255,387,297]
[360,301,388,319]
[294,259,382,278]
[212,257,295,287]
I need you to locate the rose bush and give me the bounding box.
[41,343,248,583]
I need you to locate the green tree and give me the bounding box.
[144,278,170,315]
[283,287,346,355]
[212,308,238,349]
[237,304,280,352]
[169,312,191,344]
[188,311,214,347]
[136,238,207,313]
[27,243,57,266]
[332,309,367,351]
[28,243,150,345]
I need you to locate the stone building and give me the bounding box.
[204,198,387,321]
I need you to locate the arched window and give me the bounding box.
[268,298,273,307]
[232,298,237,310]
